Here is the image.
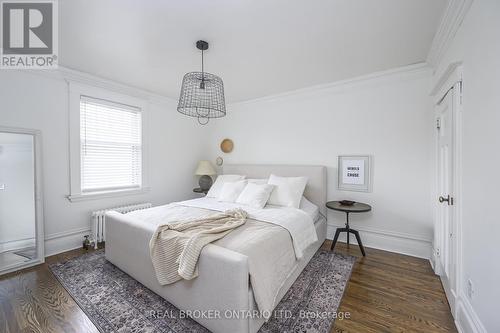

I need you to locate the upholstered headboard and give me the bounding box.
[223,164,327,215]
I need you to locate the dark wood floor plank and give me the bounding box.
[0,249,100,333]
[345,282,452,318]
[348,270,448,301]
[341,295,453,333]
[1,243,456,333]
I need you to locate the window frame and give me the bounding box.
[67,82,150,202]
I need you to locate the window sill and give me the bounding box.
[67,187,150,202]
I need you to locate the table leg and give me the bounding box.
[330,227,347,251]
[346,212,350,246]
[351,229,366,256]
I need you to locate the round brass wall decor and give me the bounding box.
[220,139,234,153]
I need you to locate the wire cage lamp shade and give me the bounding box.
[177,72,226,124]
[177,40,226,125]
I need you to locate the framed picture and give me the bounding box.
[338,155,372,192]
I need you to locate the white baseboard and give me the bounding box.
[0,237,36,253]
[430,251,436,271]
[455,293,487,333]
[44,227,91,257]
[327,223,432,259]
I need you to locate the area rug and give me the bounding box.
[49,249,355,333]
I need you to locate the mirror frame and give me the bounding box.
[0,126,45,275]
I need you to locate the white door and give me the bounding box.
[436,87,457,309]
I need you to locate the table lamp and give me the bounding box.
[195,160,216,191]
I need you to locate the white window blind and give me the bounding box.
[80,96,142,192]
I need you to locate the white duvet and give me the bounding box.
[178,198,318,259]
[126,197,318,317]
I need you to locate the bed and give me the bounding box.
[105,164,327,333]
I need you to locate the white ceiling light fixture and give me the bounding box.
[177,40,226,125]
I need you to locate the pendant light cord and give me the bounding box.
[201,49,205,84]
[199,45,207,124]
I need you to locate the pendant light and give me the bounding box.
[177,40,226,125]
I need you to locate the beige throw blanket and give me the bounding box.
[149,208,247,285]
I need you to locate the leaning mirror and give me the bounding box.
[0,127,44,275]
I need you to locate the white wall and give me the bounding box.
[0,70,208,256]
[433,1,500,331]
[0,133,36,252]
[206,65,434,258]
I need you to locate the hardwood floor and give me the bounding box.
[0,243,456,333]
[0,248,99,333]
[326,241,457,333]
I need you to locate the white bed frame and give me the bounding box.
[105,164,327,333]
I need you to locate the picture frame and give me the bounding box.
[338,155,372,192]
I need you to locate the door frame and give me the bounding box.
[0,126,45,275]
[430,62,463,316]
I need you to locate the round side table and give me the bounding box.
[326,201,371,256]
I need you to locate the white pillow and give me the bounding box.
[299,196,320,222]
[267,174,308,208]
[206,174,246,198]
[247,178,268,185]
[217,180,248,202]
[236,183,275,209]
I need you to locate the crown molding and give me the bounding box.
[231,62,431,107]
[20,62,430,108]
[430,61,463,97]
[426,0,474,69]
[22,66,177,106]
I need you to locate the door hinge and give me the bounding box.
[436,118,441,130]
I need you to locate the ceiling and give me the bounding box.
[59,0,448,102]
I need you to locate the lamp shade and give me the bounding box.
[195,160,216,176]
[177,41,226,125]
[177,72,226,125]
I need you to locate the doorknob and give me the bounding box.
[439,195,454,205]
[438,195,449,203]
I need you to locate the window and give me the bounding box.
[80,96,142,192]
[68,82,148,202]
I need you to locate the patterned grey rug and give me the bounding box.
[49,249,355,333]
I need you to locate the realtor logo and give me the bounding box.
[1,0,58,69]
